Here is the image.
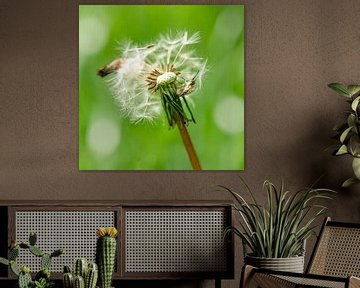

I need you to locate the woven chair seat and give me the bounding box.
[277,274,347,288]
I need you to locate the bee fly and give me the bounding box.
[97,58,123,77]
[97,44,155,77]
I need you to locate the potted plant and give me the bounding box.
[328,83,360,187]
[221,179,334,273]
[96,227,118,288]
[0,232,63,288]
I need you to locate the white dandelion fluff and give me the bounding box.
[99,31,207,126]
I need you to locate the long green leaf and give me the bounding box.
[342,177,360,187]
[0,257,9,266]
[351,96,360,111]
[348,85,360,97]
[340,126,353,143]
[328,83,351,97]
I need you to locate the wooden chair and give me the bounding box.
[241,217,360,288]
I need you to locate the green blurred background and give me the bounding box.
[79,5,244,170]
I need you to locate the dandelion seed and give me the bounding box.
[98,31,207,170]
[99,31,207,126]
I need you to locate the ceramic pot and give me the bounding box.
[245,254,304,273]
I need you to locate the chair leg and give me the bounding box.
[240,265,255,288]
[349,276,360,288]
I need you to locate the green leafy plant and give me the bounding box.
[328,83,360,187]
[0,232,63,288]
[221,179,334,258]
[32,278,54,288]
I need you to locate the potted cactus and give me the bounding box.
[62,258,98,288]
[0,232,63,288]
[96,227,118,288]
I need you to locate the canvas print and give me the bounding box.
[79,5,244,170]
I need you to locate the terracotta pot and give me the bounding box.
[245,254,304,273]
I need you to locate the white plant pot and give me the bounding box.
[245,254,305,273]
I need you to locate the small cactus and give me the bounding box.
[64,265,72,273]
[18,268,32,288]
[0,232,63,288]
[74,275,85,288]
[63,272,74,288]
[41,253,52,270]
[21,265,30,274]
[29,232,37,246]
[9,246,19,260]
[96,227,118,288]
[74,258,88,279]
[51,248,64,258]
[29,245,44,257]
[10,260,20,276]
[62,259,98,288]
[35,268,51,281]
[19,243,30,249]
[85,263,98,288]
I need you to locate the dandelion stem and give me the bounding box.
[174,113,202,170]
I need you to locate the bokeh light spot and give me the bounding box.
[214,7,243,44]
[79,16,108,56]
[214,95,244,135]
[87,117,121,157]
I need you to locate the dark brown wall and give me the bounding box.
[1,0,360,287]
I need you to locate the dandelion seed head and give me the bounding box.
[156,71,177,86]
[106,31,207,124]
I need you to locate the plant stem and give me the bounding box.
[174,114,202,170]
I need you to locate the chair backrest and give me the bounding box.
[307,217,360,277]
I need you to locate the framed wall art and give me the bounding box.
[79,5,244,170]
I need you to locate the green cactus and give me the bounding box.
[29,245,44,257]
[74,275,85,288]
[63,271,74,288]
[19,243,30,249]
[9,246,19,260]
[0,232,63,288]
[85,263,98,288]
[35,268,51,281]
[18,269,32,288]
[74,258,88,279]
[41,253,52,270]
[21,265,30,274]
[64,265,72,273]
[96,227,118,288]
[51,248,63,258]
[63,259,98,288]
[10,260,20,276]
[29,232,37,246]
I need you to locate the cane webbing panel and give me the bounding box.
[15,211,115,272]
[309,226,360,277]
[125,210,227,273]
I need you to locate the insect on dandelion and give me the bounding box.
[98,31,207,170]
